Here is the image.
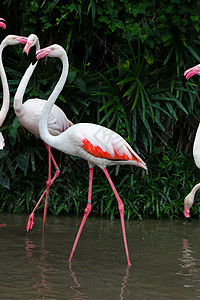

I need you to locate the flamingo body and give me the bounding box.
[193,123,200,169]
[16,98,72,138]
[184,64,200,219]
[42,122,146,169]
[183,124,200,219]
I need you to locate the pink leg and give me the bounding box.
[26,144,60,232]
[103,168,132,266]
[69,168,93,261]
[42,145,52,233]
[44,143,60,187]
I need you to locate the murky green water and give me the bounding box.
[0,213,200,299]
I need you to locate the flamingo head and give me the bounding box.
[23,34,39,55]
[183,192,194,222]
[0,18,6,29]
[184,64,200,80]
[5,35,27,46]
[36,44,65,61]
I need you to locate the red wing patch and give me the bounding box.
[82,138,138,161]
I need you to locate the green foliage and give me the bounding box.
[0,0,200,219]
[0,146,198,221]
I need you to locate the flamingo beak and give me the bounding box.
[36,47,51,60]
[0,18,6,29]
[15,36,28,45]
[184,204,191,222]
[23,43,31,55]
[23,41,38,64]
[184,64,200,80]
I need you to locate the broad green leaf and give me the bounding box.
[16,153,29,176]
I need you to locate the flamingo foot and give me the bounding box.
[26,213,35,232]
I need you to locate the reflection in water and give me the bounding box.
[120,265,130,300]
[25,239,35,257]
[178,238,200,290]
[69,262,88,299]
[25,237,55,298]
[69,262,130,300]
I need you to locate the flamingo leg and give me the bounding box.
[103,167,132,266]
[42,144,52,233]
[44,143,60,185]
[69,167,93,261]
[26,143,60,232]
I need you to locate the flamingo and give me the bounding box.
[36,44,147,266]
[0,32,27,229]
[183,64,200,220]
[0,24,25,148]
[0,18,7,228]
[14,34,73,233]
[0,18,8,150]
[0,34,27,148]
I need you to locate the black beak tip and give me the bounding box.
[186,217,191,222]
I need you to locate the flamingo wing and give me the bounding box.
[48,105,73,135]
[21,99,72,137]
[72,123,142,162]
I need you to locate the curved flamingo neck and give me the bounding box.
[14,35,40,116]
[39,51,69,145]
[191,183,200,196]
[14,62,37,115]
[0,39,10,127]
[35,40,40,52]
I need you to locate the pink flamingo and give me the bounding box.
[0,33,27,228]
[36,44,147,266]
[183,65,200,220]
[14,34,73,232]
[0,18,7,150]
[0,21,21,148]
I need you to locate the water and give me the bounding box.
[0,213,200,299]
